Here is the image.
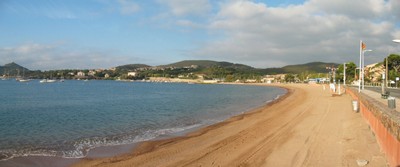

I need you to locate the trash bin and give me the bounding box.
[352,100,358,112]
[388,97,396,109]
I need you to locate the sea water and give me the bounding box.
[0,80,286,161]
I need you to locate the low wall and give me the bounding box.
[347,87,400,167]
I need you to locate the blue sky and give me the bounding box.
[0,0,399,70]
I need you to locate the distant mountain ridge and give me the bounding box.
[1,61,339,76]
[0,62,30,76]
[162,60,254,69]
[264,62,339,74]
[162,60,219,68]
[159,60,337,74]
[115,64,151,71]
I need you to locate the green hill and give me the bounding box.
[164,60,254,70]
[115,64,151,71]
[163,60,218,68]
[0,62,30,76]
[153,60,338,75]
[282,62,338,73]
[217,61,254,70]
[262,62,339,74]
[0,61,340,79]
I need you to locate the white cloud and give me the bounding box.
[188,0,400,68]
[176,19,204,28]
[388,0,400,21]
[393,30,400,40]
[305,0,390,19]
[0,43,145,70]
[3,0,399,69]
[158,0,211,16]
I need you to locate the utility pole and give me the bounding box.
[343,63,346,86]
[326,65,337,85]
[386,57,388,88]
[359,40,362,92]
[362,50,364,90]
[382,70,385,95]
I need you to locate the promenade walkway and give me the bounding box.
[360,89,400,112]
[348,86,400,167]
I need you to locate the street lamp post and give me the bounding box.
[343,63,346,86]
[359,41,362,92]
[326,66,337,83]
[394,39,400,89]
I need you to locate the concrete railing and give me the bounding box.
[347,87,400,167]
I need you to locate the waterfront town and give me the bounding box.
[1,55,399,86]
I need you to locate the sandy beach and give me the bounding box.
[73,84,387,167]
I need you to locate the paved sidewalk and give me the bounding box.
[359,89,400,112]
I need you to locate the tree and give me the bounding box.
[337,62,356,84]
[298,71,310,82]
[225,75,234,82]
[386,54,400,72]
[384,54,400,81]
[284,74,295,83]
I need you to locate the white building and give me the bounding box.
[203,80,218,84]
[262,77,275,84]
[245,79,257,83]
[127,72,137,77]
[88,70,96,76]
[77,71,85,76]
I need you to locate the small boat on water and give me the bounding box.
[16,77,31,82]
[40,79,57,83]
[16,69,31,82]
[18,79,31,82]
[2,70,9,80]
[41,73,58,83]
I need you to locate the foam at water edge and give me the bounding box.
[199,93,287,127]
[0,124,203,161]
[265,93,285,103]
[0,149,58,161]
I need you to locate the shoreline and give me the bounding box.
[124,84,292,158]
[72,83,293,167]
[72,83,387,167]
[1,83,387,166]
[0,83,288,167]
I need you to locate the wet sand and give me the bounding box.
[70,84,386,166]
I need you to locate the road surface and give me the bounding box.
[350,85,400,98]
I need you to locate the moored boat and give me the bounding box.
[40,79,57,83]
[18,79,31,82]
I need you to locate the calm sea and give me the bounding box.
[0,80,286,161]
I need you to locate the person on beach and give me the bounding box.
[329,83,336,93]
